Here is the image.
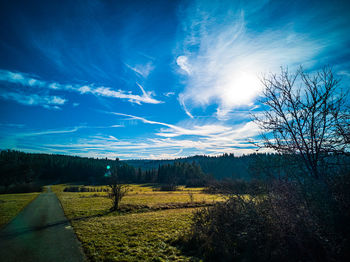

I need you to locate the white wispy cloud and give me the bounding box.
[179,94,194,118]
[16,127,81,137]
[88,84,161,105]
[34,128,259,159]
[175,1,325,119]
[0,70,46,87]
[125,62,155,78]
[0,91,66,109]
[0,69,162,105]
[0,124,126,155]
[0,123,25,128]
[0,113,262,159]
[96,111,260,157]
[110,111,261,139]
[163,92,175,97]
[1,124,124,141]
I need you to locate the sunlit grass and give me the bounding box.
[72,208,198,261]
[52,184,223,219]
[0,193,39,227]
[53,183,221,261]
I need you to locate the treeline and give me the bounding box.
[0,150,123,188]
[114,161,209,186]
[158,162,211,186]
[125,153,249,180]
[2,150,348,187]
[125,153,306,180]
[0,150,210,192]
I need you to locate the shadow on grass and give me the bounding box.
[0,210,112,240]
[118,201,214,213]
[0,201,211,240]
[138,183,160,188]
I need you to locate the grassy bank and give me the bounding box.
[0,192,40,227]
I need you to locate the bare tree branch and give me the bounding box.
[254,66,350,180]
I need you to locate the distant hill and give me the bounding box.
[2,150,318,188]
[124,153,272,180]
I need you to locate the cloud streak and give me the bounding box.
[0,90,66,109]
[110,112,238,137]
[0,110,262,159]
[104,111,262,157]
[125,62,155,78]
[0,69,162,106]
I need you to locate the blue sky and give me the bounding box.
[0,0,349,159]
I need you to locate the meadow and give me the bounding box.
[52,184,223,261]
[0,192,39,227]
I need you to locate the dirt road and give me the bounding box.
[0,187,86,262]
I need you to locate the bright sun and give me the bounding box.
[221,71,262,107]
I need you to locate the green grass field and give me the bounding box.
[0,193,39,227]
[72,208,196,261]
[52,184,222,218]
[52,184,221,261]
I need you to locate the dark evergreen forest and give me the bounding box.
[0,150,212,192]
[2,150,348,193]
[125,153,291,180]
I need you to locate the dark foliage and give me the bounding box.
[181,172,350,262]
[0,150,127,186]
[157,161,210,187]
[63,186,109,192]
[204,178,268,195]
[1,150,215,191]
[159,184,178,191]
[0,182,43,194]
[125,153,324,181]
[126,153,257,180]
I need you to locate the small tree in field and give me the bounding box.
[254,66,350,180]
[106,167,129,211]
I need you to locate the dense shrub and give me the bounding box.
[63,186,109,192]
[0,182,43,194]
[159,184,178,191]
[204,179,267,195]
[182,196,272,261]
[182,174,350,261]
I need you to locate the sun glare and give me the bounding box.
[222,71,262,107]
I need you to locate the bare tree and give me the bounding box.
[106,167,129,211]
[335,105,350,145]
[254,66,349,180]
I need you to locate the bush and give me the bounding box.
[63,186,109,192]
[182,175,350,261]
[182,196,271,261]
[159,184,178,191]
[63,186,80,192]
[0,182,43,194]
[204,179,267,195]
